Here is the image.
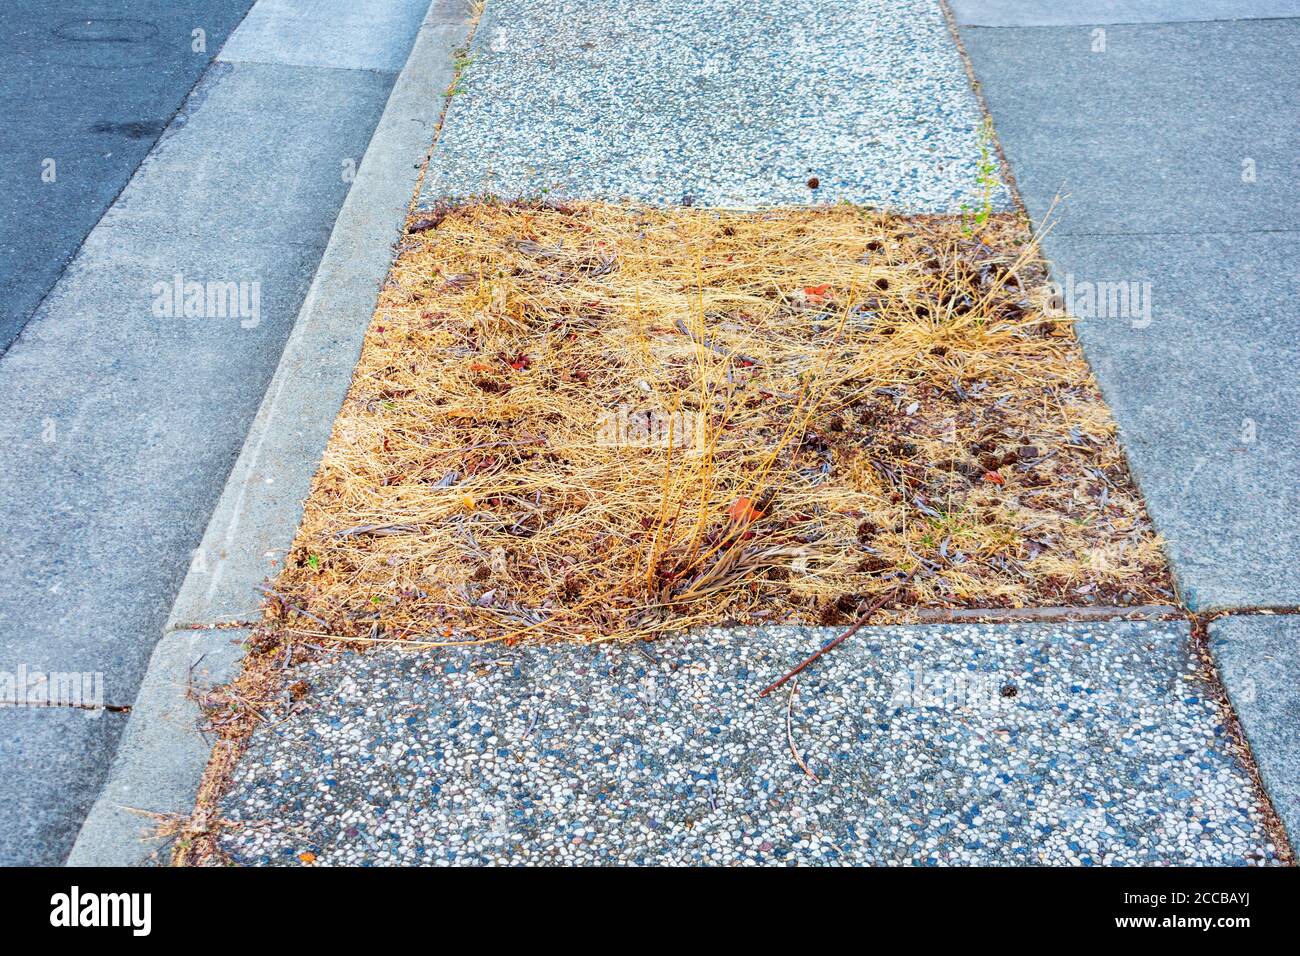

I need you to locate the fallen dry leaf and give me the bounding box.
[727,496,764,523]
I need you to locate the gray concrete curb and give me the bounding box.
[66,0,475,867]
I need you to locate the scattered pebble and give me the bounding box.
[422,0,1014,211]
[219,621,1279,866]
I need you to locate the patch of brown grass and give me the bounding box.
[264,201,1169,646]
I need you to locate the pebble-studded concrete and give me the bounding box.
[218,621,1280,865]
[419,0,1014,211]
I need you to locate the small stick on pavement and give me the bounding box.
[758,567,917,698]
[786,678,818,782]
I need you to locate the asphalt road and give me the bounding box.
[0,0,256,352]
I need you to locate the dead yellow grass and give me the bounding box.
[264,201,1169,645]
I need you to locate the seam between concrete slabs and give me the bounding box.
[937,0,1027,215]
[214,57,402,77]
[1194,611,1298,857]
[66,0,476,867]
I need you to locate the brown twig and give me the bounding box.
[673,317,757,366]
[786,678,818,781]
[254,584,329,627]
[758,567,918,698]
[332,522,419,540]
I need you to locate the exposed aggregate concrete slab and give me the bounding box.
[420,0,1012,211]
[219,621,1280,866]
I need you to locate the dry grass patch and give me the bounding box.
[264,201,1169,645]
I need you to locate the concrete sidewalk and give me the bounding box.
[0,0,432,866]
[952,0,1300,839]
